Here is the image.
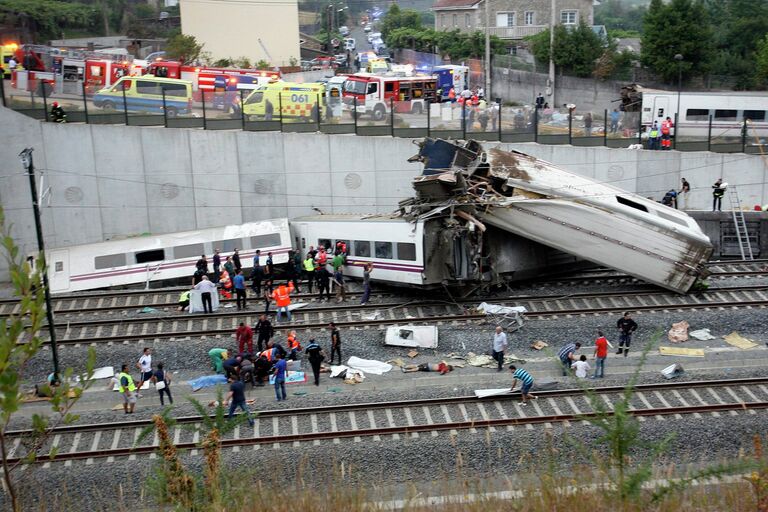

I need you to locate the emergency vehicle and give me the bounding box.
[1,43,21,78]
[342,73,437,120]
[211,74,275,109]
[145,60,281,99]
[433,65,468,100]
[243,82,325,123]
[84,59,131,94]
[92,76,193,116]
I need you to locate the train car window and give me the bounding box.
[55,261,64,272]
[213,239,239,252]
[335,240,350,253]
[135,249,165,264]
[685,109,709,121]
[95,253,127,269]
[251,233,281,248]
[616,196,648,213]
[353,241,371,257]
[714,109,738,121]
[743,110,766,122]
[396,242,417,261]
[375,241,393,259]
[173,243,205,259]
[318,238,332,251]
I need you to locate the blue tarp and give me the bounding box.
[188,374,228,392]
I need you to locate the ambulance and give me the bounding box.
[243,82,325,123]
[91,75,194,116]
[1,43,20,78]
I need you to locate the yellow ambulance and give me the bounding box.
[243,82,325,123]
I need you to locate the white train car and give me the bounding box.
[622,84,768,139]
[44,219,292,293]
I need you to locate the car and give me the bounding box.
[364,24,372,33]
[334,54,348,66]
[339,25,350,36]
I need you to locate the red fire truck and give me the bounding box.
[84,59,131,94]
[341,73,437,120]
[145,60,281,100]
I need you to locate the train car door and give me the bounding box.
[653,96,669,125]
[47,249,70,292]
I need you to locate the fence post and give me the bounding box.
[390,97,394,137]
[707,115,712,152]
[121,84,129,125]
[278,92,283,132]
[317,93,321,131]
[162,89,168,128]
[354,98,358,135]
[427,101,431,136]
[41,81,49,121]
[673,113,679,150]
[534,108,538,143]
[201,90,207,130]
[81,81,89,124]
[637,113,642,146]
[497,102,502,141]
[240,89,246,131]
[603,109,607,147]
[462,100,466,140]
[0,74,6,108]
[741,119,747,153]
[568,108,573,145]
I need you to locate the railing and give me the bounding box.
[1,77,763,155]
[485,25,548,39]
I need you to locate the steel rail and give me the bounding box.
[8,377,768,437]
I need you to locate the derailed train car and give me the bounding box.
[407,138,713,294]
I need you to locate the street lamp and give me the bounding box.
[19,148,60,384]
[674,54,683,122]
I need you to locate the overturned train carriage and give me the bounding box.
[408,138,713,294]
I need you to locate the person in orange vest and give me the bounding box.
[271,281,295,323]
[286,330,302,360]
[448,87,456,103]
[661,116,673,150]
[219,268,232,299]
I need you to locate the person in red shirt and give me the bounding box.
[593,330,609,379]
[236,322,253,354]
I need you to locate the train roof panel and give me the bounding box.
[292,214,408,223]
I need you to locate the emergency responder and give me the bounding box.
[302,254,315,293]
[117,363,137,414]
[648,122,660,150]
[272,281,295,323]
[305,338,326,386]
[616,312,638,356]
[712,179,726,211]
[208,348,228,374]
[177,290,191,311]
[328,322,342,365]
[50,102,67,123]
[285,250,301,292]
[286,330,302,361]
[317,265,331,301]
[661,116,673,150]
[254,313,273,353]
[679,178,691,209]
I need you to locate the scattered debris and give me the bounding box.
[362,311,381,321]
[466,352,526,368]
[475,388,512,399]
[530,340,548,351]
[384,325,438,349]
[407,350,419,358]
[667,321,690,343]
[74,366,114,383]
[476,303,526,332]
[689,328,716,341]
[661,363,685,379]
[329,365,365,384]
[723,332,758,349]
[659,346,705,357]
[269,371,306,385]
[386,358,406,368]
[139,307,158,314]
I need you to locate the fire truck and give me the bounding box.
[145,60,281,100]
[341,73,437,120]
[84,59,132,94]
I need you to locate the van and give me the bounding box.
[243,82,326,123]
[92,76,193,117]
[344,38,356,51]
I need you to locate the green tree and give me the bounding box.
[0,0,97,42]
[756,33,768,85]
[595,0,647,33]
[381,4,422,41]
[640,0,714,83]
[0,206,95,512]
[529,22,607,78]
[164,33,204,64]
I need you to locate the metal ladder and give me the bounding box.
[728,186,754,260]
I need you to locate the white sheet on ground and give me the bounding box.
[477,303,527,315]
[74,366,114,383]
[384,325,438,349]
[347,356,392,375]
[287,303,308,311]
[189,288,221,313]
[475,388,512,398]
[689,328,715,341]
[330,365,350,378]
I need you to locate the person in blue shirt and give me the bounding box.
[509,365,536,405]
[272,353,288,401]
[226,377,254,426]
[233,269,247,310]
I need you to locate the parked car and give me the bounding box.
[364,24,372,33]
[339,25,350,36]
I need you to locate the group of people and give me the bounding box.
[646,116,675,150]
[113,347,173,414]
[436,85,500,132]
[659,177,727,212]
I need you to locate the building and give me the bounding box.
[180,0,300,66]
[431,0,593,40]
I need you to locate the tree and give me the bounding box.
[595,0,647,34]
[529,22,607,78]
[381,4,422,41]
[0,0,97,42]
[641,0,714,83]
[0,206,95,512]
[164,34,204,64]
[756,33,768,86]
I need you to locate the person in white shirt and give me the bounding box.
[136,347,152,395]
[572,354,591,379]
[194,275,217,313]
[492,326,508,372]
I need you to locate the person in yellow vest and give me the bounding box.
[302,254,315,293]
[117,363,137,414]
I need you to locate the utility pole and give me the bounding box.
[484,0,491,99]
[19,148,60,383]
[548,0,556,107]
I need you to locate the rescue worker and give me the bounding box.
[213,248,221,282]
[679,178,691,210]
[286,330,302,360]
[648,122,660,150]
[285,250,301,293]
[616,312,638,357]
[661,116,673,150]
[50,101,67,123]
[316,265,331,301]
[208,348,228,374]
[302,254,315,293]
[305,338,325,386]
[219,268,233,299]
[254,313,273,353]
[448,87,456,103]
[177,290,191,311]
[236,321,253,354]
[333,266,346,303]
[712,179,726,211]
[194,275,217,313]
[661,189,678,209]
[117,363,137,414]
[254,352,271,386]
[328,322,342,365]
[222,355,242,380]
[271,281,295,323]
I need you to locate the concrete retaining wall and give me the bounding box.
[2,106,767,279]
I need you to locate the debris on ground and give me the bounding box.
[139,307,158,314]
[661,363,685,379]
[384,325,438,348]
[269,371,306,385]
[530,340,548,350]
[659,346,705,357]
[476,302,526,332]
[475,388,512,398]
[362,312,381,321]
[668,321,690,343]
[386,358,406,368]
[723,331,758,349]
[690,328,716,341]
[347,356,392,375]
[407,350,419,358]
[466,352,526,367]
[329,365,365,384]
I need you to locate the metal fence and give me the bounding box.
[2,77,764,154]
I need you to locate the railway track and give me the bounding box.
[1,261,765,319]
[8,377,768,466]
[30,284,768,346]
